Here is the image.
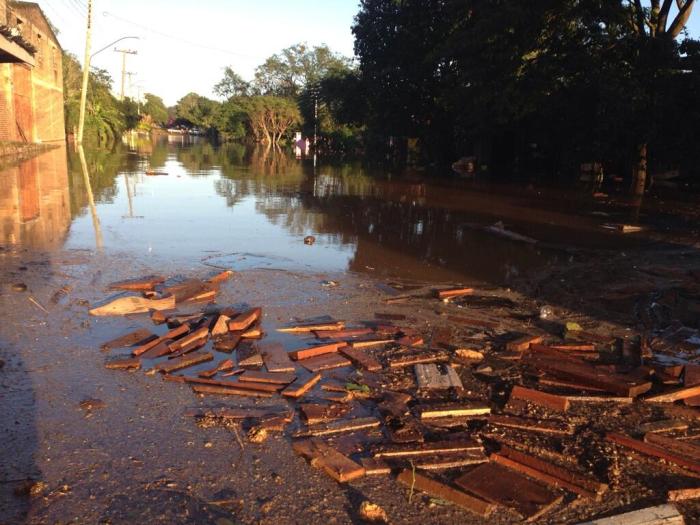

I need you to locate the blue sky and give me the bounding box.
[42,1,700,106]
[44,0,359,105]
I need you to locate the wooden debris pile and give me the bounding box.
[98,279,700,523]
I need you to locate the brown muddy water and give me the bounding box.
[1,138,700,525]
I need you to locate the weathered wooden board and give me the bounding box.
[507,335,544,352]
[132,324,189,356]
[314,328,373,339]
[638,420,689,434]
[198,359,235,378]
[227,307,261,331]
[289,342,345,360]
[349,338,395,349]
[645,385,700,403]
[259,342,295,373]
[396,469,494,517]
[213,333,241,353]
[373,439,482,458]
[388,350,449,368]
[155,351,213,374]
[577,504,684,524]
[108,274,165,291]
[361,457,392,475]
[299,402,350,424]
[511,385,570,412]
[211,315,230,336]
[293,438,365,482]
[455,462,563,521]
[105,357,141,370]
[607,432,700,475]
[644,433,700,462]
[139,341,174,360]
[415,364,463,390]
[300,352,352,372]
[492,446,607,499]
[339,346,382,371]
[183,376,280,393]
[667,487,700,501]
[488,414,573,436]
[238,370,296,385]
[418,402,491,419]
[437,287,474,300]
[282,373,322,398]
[101,328,155,349]
[191,384,273,398]
[237,341,262,366]
[297,416,381,437]
[411,451,488,470]
[169,326,209,352]
[90,294,176,316]
[278,321,345,333]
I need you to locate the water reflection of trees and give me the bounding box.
[67,146,130,216]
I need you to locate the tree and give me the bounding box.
[214,67,250,99]
[254,43,352,97]
[142,93,168,126]
[175,92,220,130]
[239,96,301,145]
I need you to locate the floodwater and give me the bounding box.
[1,137,694,285]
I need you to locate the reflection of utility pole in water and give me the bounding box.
[77,146,104,250]
[122,173,143,219]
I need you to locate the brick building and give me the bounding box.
[0,1,65,144]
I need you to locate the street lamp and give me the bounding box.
[76,32,139,144]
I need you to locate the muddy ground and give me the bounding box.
[1,240,700,525]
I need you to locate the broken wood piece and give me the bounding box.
[349,337,394,349]
[259,342,295,373]
[297,416,381,437]
[667,487,700,501]
[492,446,607,499]
[638,420,689,434]
[238,370,296,385]
[211,315,231,337]
[278,321,345,333]
[108,274,165,291]
[373,439,482,458]
[299,403,350,424]
[645,384,700,403]
[101,328,155,350]
[577,504,683,524]
[237,341,263,367]
[132,323,189,356]
[183,376,280,393]
[105,357,141,370]
[241,327,262,338]
[548,343,597,352]
[361,457,392,475]
[396,469,494,517]
[289,342,346,361]
[388,350,448,368]
[206,269,234,284]
[507,335,544,352]
[436,287,474,300]
[139,341,174,359]
[644,433,700,462]
[89,294,176,316]
[538,377,608,393]
[155,351,213,374]
[564,395,634,404]
[339,346,382,372]
[293,438,365,482]
[511,385,570,412]
[415,363,463,390]
[314,328,373,339]
[607,432,700,475]
[455,462,563,521]
[282,373,322,398]
[488,414,574,436]
[198,359,235,378]
[300,352,351,372]
[227,308,261,332]
[410,452,488,470]
[417,401,491,419]
[169,326,209,352]
[214,333,241,353]
[191,384,273,398]
[396,335,424,347]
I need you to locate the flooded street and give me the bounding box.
[1,140,700,525]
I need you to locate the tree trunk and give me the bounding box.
[633,142,647,196]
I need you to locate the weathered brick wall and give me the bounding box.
[0,64,15,141]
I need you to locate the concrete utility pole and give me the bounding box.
[115,48,137,100]
[76,0,93,144]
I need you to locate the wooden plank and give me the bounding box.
[168,336,207,358]
[182,376,281,393]
[213,333,240,353]
[90,295,176,316]
[511,385,570,412]
[168,326,209,352]
[548,343,597,352]
[192,384,273,398]
[238,370,296,385]
[349,338,394,349]
[227,307,261,331]
[297,416,381,437]
[455,462,563,521]
[198,359,235,378]
[645,385,700,403]
[299,403,350,424]
[565,395,634,404]
[668,487,700,501]
[278,321,345,333]
[606,432,700,475]
[361,457,392,475]
[108,274,165,291]
[293,438,365,482]
[105,357,141,370]
[492,446,606,499]
[339,346,382,371]
[577,504,684,525]
[644,433,700,462]
[638,420,689,434]
[415,364,463,390]
[411,452,488,470]
[507,335,544,352]
[437,287,474,300]
[282,373,322,398]
[396,335,424,347]
[289,342,346,360]
[101,328,155,349]
[314,328,373,339]
[132,324,189,356]
[396,469,494,517]
[373,440,482,458]
[538,377,608,393]
[211,315,231,336]
[488,414,573,436]
[237,341,262,366]
[259,342,295,373]
[388,350,448,368]
[417,402,491,419]
[155,351,213,374]
[139,341,174,359]
[300,352,351,372]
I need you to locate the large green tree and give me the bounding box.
[214,67,251,99]
[175,92,220,130]
[142,93,169,126]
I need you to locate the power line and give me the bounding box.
[101,10,264,60]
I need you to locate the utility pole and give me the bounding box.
[76,0,92,144]
[114,48,137,100]
[126,71,136,99]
